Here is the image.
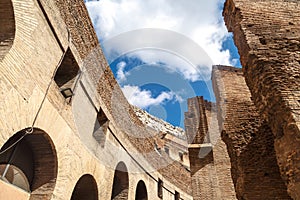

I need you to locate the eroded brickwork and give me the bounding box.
[223,1,300,198]
[185,97,236,200]
[185,97,210,144]
[212,65,291,199]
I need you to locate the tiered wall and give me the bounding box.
[0,0,192,199]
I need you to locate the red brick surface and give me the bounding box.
[223,0,300,198]
[212,65,291,199]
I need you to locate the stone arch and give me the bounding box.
[111,162,129,200]
[71,174,98,200]
[0,0,16,61]
[0,128,58,199]
[135,180,148,200]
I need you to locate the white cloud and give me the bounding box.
[85,0,233,79]
[125,49,211,82]
[121,85,180,108]
[116,61,129,82]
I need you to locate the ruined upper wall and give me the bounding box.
[212,65,290,200]
[185,96,236,200]
[223,0,300,198]
[185,97,210,144]
[223,0,300,126]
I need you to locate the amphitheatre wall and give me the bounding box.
[212,65,291,199]
[223,0,300,198]
[0,0,192,199]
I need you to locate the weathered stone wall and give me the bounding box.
[185,96,236,200]
[0,0,192,199]
[223,1,300,198]
[212,65,291,199]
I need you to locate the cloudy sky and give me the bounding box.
[84,0,241,128]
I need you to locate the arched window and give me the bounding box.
[0,128,57,199]
[0,0,16,60]
[71,174,98,200]
[111,162,129,200]
[135,180,148,200]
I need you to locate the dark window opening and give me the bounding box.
[54,48,80,100]
[111,162,129,200]
[158,179,163,199]
[71,174,98,200]
[179,152,184,162]
[165,147,169,156]
[135,180,148,200]
[175,191,180,200]
[93,107,109,147]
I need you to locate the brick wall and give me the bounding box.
[185,96,236,199]
[212,65,291,199]
[223,0,300,198]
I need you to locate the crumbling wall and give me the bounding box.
[185,96,236,200]
[223,1,300,198]
[212,65,291,199]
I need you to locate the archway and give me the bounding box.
[135,180,148,200]
[111,162,129,200]
[0,0,16,60]
[0,128,58,199]
[71,174,98,200]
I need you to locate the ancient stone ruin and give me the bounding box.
[0,0,299,199]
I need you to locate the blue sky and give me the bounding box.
[85,0,241,128]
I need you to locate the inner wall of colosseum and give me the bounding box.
[212,66,291,199]
[0,0,193,199]
[0,0,299,199]
[223,0,300,198]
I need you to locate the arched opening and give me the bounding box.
[111,162,129,200]
[0,128,58,199]
[54,48,80,101]
[0,0,16,60]
[135,180,148,200]
[71,174,98,200]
